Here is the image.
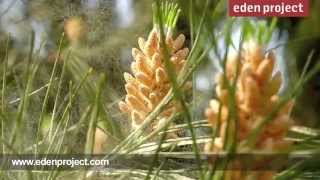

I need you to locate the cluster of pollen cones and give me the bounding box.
[118,28,189,130]
[205,41,294,152]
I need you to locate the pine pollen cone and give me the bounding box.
[64,17,87,43]
[119,28,190,130]
[205,41,294,152]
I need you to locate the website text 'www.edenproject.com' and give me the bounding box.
[7,157,110,170]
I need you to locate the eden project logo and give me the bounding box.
[229,0,309,17]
